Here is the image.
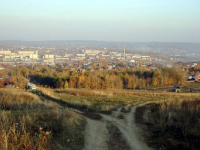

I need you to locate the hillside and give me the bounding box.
[0,40,200,52]
[1,86,200,149]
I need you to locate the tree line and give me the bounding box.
[0,64,186,89]
[29,66,185,89]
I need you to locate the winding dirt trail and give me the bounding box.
[38,94,152,150]
[107,105,152,150]
[83,104,153,150]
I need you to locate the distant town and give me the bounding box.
[0,41,200,71]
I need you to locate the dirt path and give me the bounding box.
[83,118,109,150]
[112,106,124,118]
[38,94,152,150]
[101,104,152,150]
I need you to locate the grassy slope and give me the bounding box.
[139,99,200,150]
[2,81,199,149]
[133,82,200,150]
[34,87,200,112]
[0,88,86,150]
[34,83,200,150]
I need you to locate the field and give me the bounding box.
[33,83,200,150]
[33,85,200,112]
[1,82,200,149]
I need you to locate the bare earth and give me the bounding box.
[83,104,153,150]
[83,118,109,150]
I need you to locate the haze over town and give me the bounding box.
[1,1,200,68]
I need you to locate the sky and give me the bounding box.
[0,0,200,43]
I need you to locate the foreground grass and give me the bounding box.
[0,89,85,150]
[31,86,200,150]
[137,98,200,150]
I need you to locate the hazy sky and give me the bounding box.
[0,0,200,42]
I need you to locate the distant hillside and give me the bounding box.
[0,40,200,53]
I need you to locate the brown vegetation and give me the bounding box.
[138,98,200,150]
[0,89,85,150]
[1,78,199,149]
[0,65,186,89]
[34,86,200,113]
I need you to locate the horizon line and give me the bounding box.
[0,40,199,44]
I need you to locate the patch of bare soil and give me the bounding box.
[107,123,130,150]
[83,118,109,150]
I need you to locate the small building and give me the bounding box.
[172,85,181,92]
[192,74,200,82]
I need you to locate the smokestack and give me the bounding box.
[124,44,126,61]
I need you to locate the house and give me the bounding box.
[172,85,181,92]
[0,79,14,88]
[187,74,200,81]
[192,74,200,82]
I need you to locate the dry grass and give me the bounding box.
[0,89,86,150]
[0,118,51,150]
[7,86,198,149]
[34,87,200,113]
[143,98,200,150]
[34,88,118,112]
[55,88,114,97]
[0,89,47,110]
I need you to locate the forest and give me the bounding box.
[0,64,186,89]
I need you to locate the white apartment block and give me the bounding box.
[44,54,54,59]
